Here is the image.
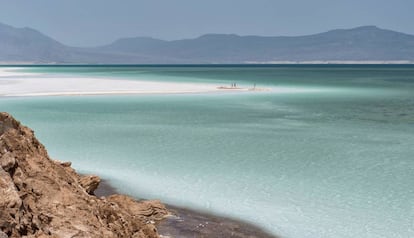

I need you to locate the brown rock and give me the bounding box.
[1,152,16,172]
[0,112,20,135]
[79,175,101,195]
[107,195,168,221]
[54,160,72,167]
[0,231,7,238]
[0,167,21,209]
[0,112,168,238]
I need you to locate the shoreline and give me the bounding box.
[0,112,169,237]
[0,68,265,97]
[0,86,269,98]
[1,61,414,65]
[0,87,263,98]
[95,178,278,238]
[0,68,275,98]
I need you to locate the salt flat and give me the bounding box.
[0,68,250,97]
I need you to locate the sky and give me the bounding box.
[0,0,413,47]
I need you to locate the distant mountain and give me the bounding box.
[1,23,414,64]
[0,22,69,62]
[0,23,153,63]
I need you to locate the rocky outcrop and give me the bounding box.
[0,112,168,238]
[78,175,101,195]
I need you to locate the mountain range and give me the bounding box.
[1,22,414,64]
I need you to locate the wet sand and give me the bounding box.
[96,179,278,238]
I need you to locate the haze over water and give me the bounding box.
[1,65,413,238]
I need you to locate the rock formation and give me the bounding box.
[0,112,168,238]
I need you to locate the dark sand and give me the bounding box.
[96,179,278,238]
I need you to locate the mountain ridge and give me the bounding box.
[0,22,413,64]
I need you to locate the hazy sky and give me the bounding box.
[0,0,413,46]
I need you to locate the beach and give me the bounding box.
[0,68,255,97]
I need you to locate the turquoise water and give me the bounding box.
[1,66,413,238]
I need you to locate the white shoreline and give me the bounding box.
[0,68,255,97]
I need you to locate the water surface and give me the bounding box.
[1,65,413,238]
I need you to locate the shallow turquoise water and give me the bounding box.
[1,66,413,238]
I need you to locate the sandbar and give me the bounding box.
[0,68,257,97]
